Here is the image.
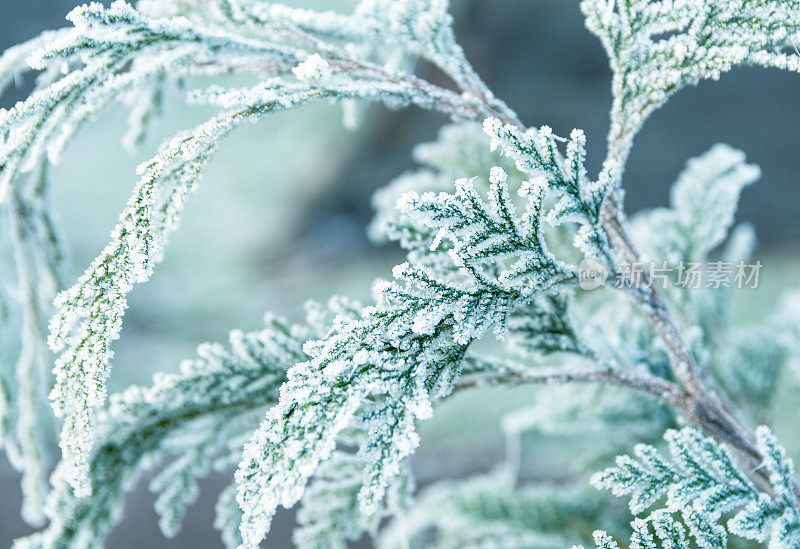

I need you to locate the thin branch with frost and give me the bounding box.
[235,154,581,546]
[46,71,515,496]
[456,357,689,410]
[3,1,523,496]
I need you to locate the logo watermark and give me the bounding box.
[577,257,609,290]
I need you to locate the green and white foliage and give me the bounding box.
[369,121,528,277]
[581,0,800,185]
[379,469,628,549]
[2,0,800,548]
[631,144,760,268]
[0,0,522,499]
[235,132,589,546]
[591,426,800,548]
[628,145,797,420]
[15,307,320,549]
[628,144,759,362]
[482,118,612,261]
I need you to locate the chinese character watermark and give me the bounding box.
[577,259,762,291]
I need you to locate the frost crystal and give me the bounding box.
[292,54,332,84]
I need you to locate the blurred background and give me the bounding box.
[1,0,799,546]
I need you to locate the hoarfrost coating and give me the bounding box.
[0,0,799,548]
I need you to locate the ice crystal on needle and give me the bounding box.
[291,54,332,84]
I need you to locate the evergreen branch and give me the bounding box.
[601,193,796,501]
[46,70,519,497]
[590,426,800,548]
[0,1,300,203]
[581,0,800,188]
[4,0,521,502]
[570,0,800,502]
[47,107,266,497]
[17,312,305,548]
[220,0,520,125]
[0,30,67,98]
[235,147,580,547]
[469,107,780,502]
[2,1,800,547]
[578,5,800,473]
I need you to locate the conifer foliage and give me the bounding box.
[1,0,800,547]
[590,427,800,548]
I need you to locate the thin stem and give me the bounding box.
[328,57,521,127]
[455,356,690,410]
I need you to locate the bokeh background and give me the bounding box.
[1,0,799,546]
